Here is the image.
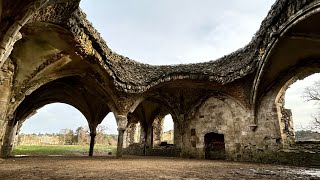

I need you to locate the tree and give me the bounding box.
[304,80,320,131]
[59,129,76,145]
[75,126,90,145]
[96,125,107,145]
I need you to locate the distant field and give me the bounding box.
[12,145,117,156]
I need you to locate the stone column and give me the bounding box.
[116,115,128,158]
[175,114,189,157]
[140,125,146,143]
[146,124,153,147]
[0,59,14,155]
[174,122,182,149]
[152,117,163,146]
[0,118,17,157]
[89,131,96,157]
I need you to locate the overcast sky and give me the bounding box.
[20,0,319,134]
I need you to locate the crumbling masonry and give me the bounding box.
[0,0,319,166]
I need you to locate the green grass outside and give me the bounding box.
[12,145,117,156]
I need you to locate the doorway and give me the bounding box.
[204,132,225,159]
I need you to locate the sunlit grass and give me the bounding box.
[12,145,117,156]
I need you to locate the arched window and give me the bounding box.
[161,114,174,144]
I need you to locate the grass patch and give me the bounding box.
[12,145,117,156]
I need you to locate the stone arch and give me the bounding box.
[7,21,120,124]
[0,75,117,157]
[258,63,320,148]
[0,0,51,68]
[253,2,320,111]
[13,101,88,145]
[127,97,177,147]
[250,3,320,139]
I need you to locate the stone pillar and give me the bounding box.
[89,131,96,157]
[174,120,182,149]
[175,114,189,157]
[123,124,135,148]
[153,117,163,146]
[116,115,128,158]
[123,130,128,148]
[0,59,14,154]
[140,125,146,143]
[117,128,125,158]
[0,118,17,157]
[146,124,153,147]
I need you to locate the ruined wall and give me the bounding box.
[235,88,310,165]
[161,130,174,144]
[276,93,295,147]
[16,134,62,145]
[124,123,141,148]
[181,93,298,163]
[124,124,135,148]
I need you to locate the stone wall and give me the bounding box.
[16,134,62,145]
[185,96,251,160]
[123,143,181,157]
[161,130,174,144]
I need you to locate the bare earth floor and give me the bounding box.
[0,156,319,180]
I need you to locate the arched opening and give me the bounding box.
[151,114,175,147]
[123,98,178,156]
[160,114,174,145]
[204,132,225,160]
[13,103,90,156]
[98,112,118,155]
[284,73,320,141]
[0,75,117,158]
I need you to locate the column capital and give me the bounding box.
[116,114,128,131]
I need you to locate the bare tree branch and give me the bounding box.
[304,80,320,102]
[303,80,320,131]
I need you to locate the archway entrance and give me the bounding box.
[204,132,225,160]
[13,103,90,156]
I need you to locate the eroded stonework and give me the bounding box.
[0,0,320,166]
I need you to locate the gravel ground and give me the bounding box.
[0,156,319,179]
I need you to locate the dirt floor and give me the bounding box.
[0,156,319,180]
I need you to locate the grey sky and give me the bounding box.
[80,0,275,65]
[20,0,319,134]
